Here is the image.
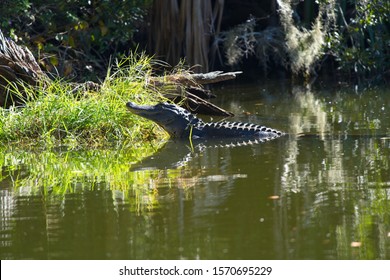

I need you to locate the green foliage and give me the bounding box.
[0,0,31,28]
[1,0,152,80]
[328,0,390,82]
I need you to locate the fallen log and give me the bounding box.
[173,92,234,117]
[148,71,242,116]
[151,70,242,86]
[189,71,243,84]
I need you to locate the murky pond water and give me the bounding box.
[1,81,389,259]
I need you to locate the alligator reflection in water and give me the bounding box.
[130,137,275,171]
[127,100,285,173]
[131,140,195,170]
[129,136,285,228]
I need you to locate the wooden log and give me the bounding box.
[172,91,234,117]
[190,71,243,84]
[148,70,242,116]
[150,70,242,87]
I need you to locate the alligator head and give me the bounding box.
[126,102,202,138]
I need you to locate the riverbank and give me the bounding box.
[0,54,169,149]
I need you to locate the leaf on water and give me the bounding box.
[351,241,362,247]
[268,195,280,200]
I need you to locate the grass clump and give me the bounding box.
[0,53,169,148]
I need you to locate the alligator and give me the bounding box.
[126,102,285,140]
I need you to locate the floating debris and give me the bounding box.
[351,241,362,247]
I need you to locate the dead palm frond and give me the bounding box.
[0,29,49,107]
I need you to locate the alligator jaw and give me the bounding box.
[126,102,171,129]
[126,102,158,117]
[126,102,192,138]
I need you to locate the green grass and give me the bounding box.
[0,53,169,148]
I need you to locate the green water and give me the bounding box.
[1,81,389,259]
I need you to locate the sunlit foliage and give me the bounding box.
[0,53,168,148]
[328,0,390,82]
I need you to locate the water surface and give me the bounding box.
[1,81,389,259]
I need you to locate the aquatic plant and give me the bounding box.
[0,53,169,148]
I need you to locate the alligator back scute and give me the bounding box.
[197,120,284,139]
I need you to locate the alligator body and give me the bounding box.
[126,102,284,140]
